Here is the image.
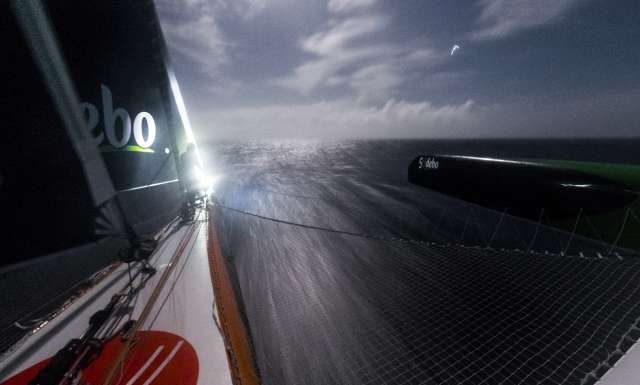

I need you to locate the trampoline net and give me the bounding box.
[217,204,640,385]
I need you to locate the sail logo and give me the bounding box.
[81,84,157,153]
[418,157,439,170]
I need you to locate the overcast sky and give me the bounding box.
[156,0,640,141]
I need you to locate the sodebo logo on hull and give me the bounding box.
[418,156,439,170]
[81,84,157,152]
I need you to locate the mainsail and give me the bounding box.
[1,1,240,384]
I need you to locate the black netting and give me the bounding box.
[216,203,640,385]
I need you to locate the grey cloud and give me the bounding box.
[272,15,394,94]
[197,99,477,140]
[273,8,442,100]
[215,0,266,20]
[327,0,378,14]
[471,0,590,41]
[197,88,640,140]
[156,0,229,78]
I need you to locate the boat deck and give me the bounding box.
[0,214,233,385]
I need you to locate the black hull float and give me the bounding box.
[408,155,638,219]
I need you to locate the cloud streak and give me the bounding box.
[471,0,590,41]
[273,15,393,94]
[327,0,378,14]
[156,0,230,78]
[216,0,266,20]
[197,89,640,140]
[273,5,443,102]
[197,99,477,140]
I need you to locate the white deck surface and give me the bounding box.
[0,220,233,385]
[599,340,640,385]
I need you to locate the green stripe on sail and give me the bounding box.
[526,159,640,191]
[99,145,155,153]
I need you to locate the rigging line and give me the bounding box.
[457,208,473,246]
[213,202,634,260]
[527,209,545,254]
[116,153,177,194]
[9,263,117,328]
[563,208,583,256]
[629,207,640,228]
[145,150,173,187]
[56,264,156,384]
[223,182,633,255]
[429,207,449,242]
[0,255,161,365]
[487,209,508,249]
[147,222,202,330]
[126,262,134,297]
[582,212,607,245]
[97,265,157,341]
[506,214,530,251]
[117,179,179,193]
[97,266,156,340]
[214,202,400,243]
[31,262,159,385]
[131,222,198,330]
[101,220,199,385]
[609,208,631,256]
[544,208,568,254]
[9,216,184,378]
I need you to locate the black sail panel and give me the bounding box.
[1,3,101,266]
[408,155,638,216]
[1,0,196,357]
[44,0,191,235]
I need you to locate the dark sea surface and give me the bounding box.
[207,139,640,385]
[207,138,640,252]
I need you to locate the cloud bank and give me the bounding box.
[195,99,477,140]
[155,0,638,140]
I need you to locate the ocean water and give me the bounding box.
[206,138,640,253]
[206,138,640,385]
[206,138,640,198]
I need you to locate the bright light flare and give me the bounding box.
[194,167,222,194]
